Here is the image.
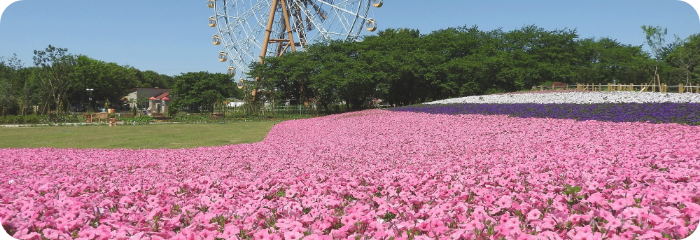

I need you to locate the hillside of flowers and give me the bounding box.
[2,92,700,239]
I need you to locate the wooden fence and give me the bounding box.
[533,83,700,93]
[576,83,700,93]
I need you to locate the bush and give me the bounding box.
[0,115,40,124]
[117,116,155,123]
[0,114,88,124]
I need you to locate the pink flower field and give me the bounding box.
[1,109,700,239]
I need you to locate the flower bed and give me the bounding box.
[1,109,699,239]
[392,102,700,125]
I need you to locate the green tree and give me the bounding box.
[574,37,652,84]
[424,26,489,98]
[361,28,427,105]
[491,25,579,90]
[313,40,375,109]
[642,25,668,61]
[0,54,24,115]
[665,34,700,86]
[135,70,174,89]
[71,56,140,109]
[641,25,668,90]
[19,67,43,115]
[249,51,316,107]
[171,72,237,112]
[32,45,76,114]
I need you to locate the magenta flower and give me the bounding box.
[539,217,556,230]
[283,231,303,240]
[527,209,542,221]
[497,195,512,209]
[570,231,602,240]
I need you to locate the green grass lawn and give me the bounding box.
[0,121,281,149]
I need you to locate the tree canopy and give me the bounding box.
[665,34,700,85]
[171,71,240,113]
[1,24,699,115]
[0,46,235,115]
[250,24,687,108]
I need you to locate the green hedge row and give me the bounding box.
[0,115,87,124]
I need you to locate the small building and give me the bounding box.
[124,88,172,115]
[227,101,245,108]
[147,93,171,115]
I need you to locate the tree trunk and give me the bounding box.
[653,65,658,92]
[55,93,62,115]
[686,69,690,89]
[322,102,329,113]
[42,101,49,115]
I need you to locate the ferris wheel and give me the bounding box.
[207,0,383,87]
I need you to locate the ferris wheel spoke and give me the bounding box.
[225,28,262,67]
[220,1,267,28]
[311,0,366,20]
[329,6,356,38]
[218,4,266,53]
[317,0,368,41]
[236,0,269,21]
[303,0,328,20]
[291,0,334,41]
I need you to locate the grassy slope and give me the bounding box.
[0,121,281,149]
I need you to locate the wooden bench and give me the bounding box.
[152,113,167,120]
[551,82,568,90]
[85,112,109,122]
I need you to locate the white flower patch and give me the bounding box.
[425,91,700,104]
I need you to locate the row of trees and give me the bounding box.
[3,25,697,115]
[0,46,241,116]
[249,25,700,110]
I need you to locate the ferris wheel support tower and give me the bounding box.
[208,0,383,99]
[255,0,297,98]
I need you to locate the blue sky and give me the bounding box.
[0,0,699,77]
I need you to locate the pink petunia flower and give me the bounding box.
[527,209,542,221]
[283,231,304,240]
[497,196,513,209]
